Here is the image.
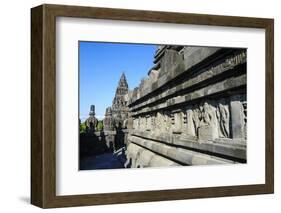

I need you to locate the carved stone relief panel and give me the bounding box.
[155,111,164,134]
[163,111,172,132]
[132,95,246,143]
[242,101,247,139]
[171,110,183,134]
[198,101,219,140]
[192,105,201,137]
[230,95,246,139]
[216,100,230,138]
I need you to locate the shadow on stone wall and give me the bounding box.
[79,129,128,170]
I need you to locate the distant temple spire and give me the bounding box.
[85,104,98,132]
[104,72,130,130]
[113,72,129,104]
[118,72,128,89]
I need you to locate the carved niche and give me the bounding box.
[171,110,184,134]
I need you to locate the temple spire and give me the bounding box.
[89,105,95,116]
[118,72,128,89]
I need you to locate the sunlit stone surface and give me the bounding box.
[125,45,247,167]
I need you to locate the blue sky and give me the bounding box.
[79,41,157,121]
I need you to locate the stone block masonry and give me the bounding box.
[125,45,247,168]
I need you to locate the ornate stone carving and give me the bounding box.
[104,107,114,131]
[171,110,183,134]
[198,102,219,140]
[230,96,246,139]
[163,111,172,132]
[216,102,230,138]
[192,107,201,137]
[123,46,247,167]
[154,112,164,134]
[146,115,151,131]
[104,72,130,130]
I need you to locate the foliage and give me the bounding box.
[79,119,104,133]
[97,120,104,131]
[79,122,87,133]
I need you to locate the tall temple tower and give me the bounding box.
[112,72,129,126]
[112,72,128,110]
[104,72,130,130]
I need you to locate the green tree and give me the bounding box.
[79,122,87,133]
[97,120,104,131]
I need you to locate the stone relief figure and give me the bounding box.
[155,112,165,133]
[200,102,211,126]
[216,103,230,138]
[230,96,247,140]
[192,106,201,136]
[163,111,172,132]
[198,102,219,140]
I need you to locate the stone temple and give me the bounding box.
[125,45,247,167]
[104,72,130,131]
[84,105,98,132]
[80,45,247,169]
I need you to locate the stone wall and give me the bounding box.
[79,130,129,158]
[126,45,247,168]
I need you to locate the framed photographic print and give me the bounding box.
[31,4,274,208]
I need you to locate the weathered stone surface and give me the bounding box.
[130,130,246,160]
[125,45,247,167]
[185,108,196,136]
[104,73,130,130]
[92,46,248,169]
[130,50,246,111]
[131,74,246,116]
[230,95,246,139]
[125,143,179,168]
[128,136,234,165]
[103,107,113,131]
[84,105,98,132]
